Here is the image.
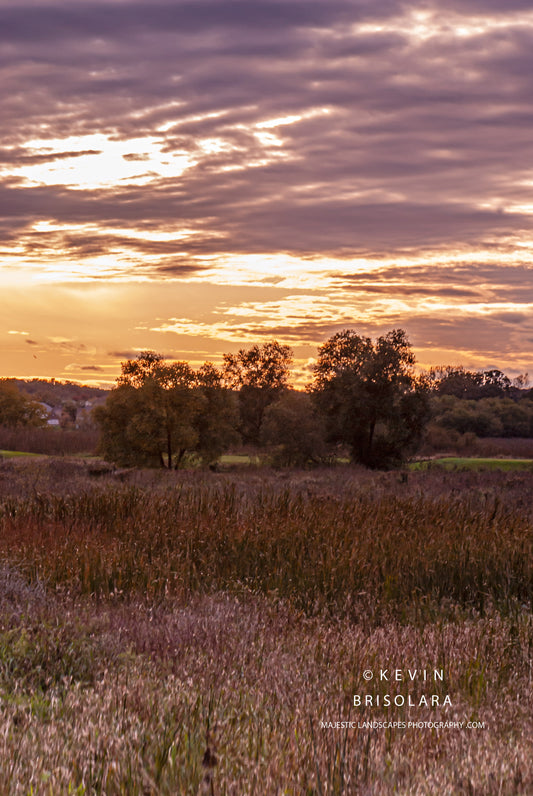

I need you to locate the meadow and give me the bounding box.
[0,457,532,794]
[410,456,533,472]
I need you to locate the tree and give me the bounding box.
[60,400,77,429]
[194,363,240,465]
[0,380,46,428]
[310,329,429,468]
[222,341,293,445]
[94,352,239,468]
[479,369,511,398]
[95,352,202,468]
[429,366,511,399]
[93,384,155,467]
[260,390,328,466]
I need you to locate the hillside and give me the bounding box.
[7,378,108,405]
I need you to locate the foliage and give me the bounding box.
[223,341,293,445]
[431,394,533,438]
[0,380,47,428]
[7,377,107,405]
[59,400,78,429]
[260,390,329,466]
[94,352,238,468]
[428,365,516,399]
[1,469,532,616]
[194,363,240,465]
[310,329,430,467]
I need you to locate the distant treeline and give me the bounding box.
[7,378,107,405]
[1,335,532,465]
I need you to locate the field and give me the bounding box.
[410,456,533,472]
[0,450,39,458]
[0,457,533,794]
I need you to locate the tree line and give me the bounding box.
[93,329,432,469]
[2,329,531,469]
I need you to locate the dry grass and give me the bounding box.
[0,426,98,456]
[0,462,532,793]
[1,591,533,794]
[475,437,533,459]
[1,472,532,619]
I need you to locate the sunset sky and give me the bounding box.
[2,0,532,387]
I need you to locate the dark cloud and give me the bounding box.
[0,148,102,165]
[1,2,531,238]
[52,340,89,352]
[489,311,530,324]
[107,350,138,359]
[398,315,533,359]
[226,322,349,342]
[338,283,481,299]
[334,263,533,304]
[0,1,402,43]
[0,0,532,373]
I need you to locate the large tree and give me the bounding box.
[222,341,293,445]
[310,329,429,468]
[95,352,239,468]
[95,353,201,468]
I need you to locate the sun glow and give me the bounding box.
[31,220,196,244]
[6,133,192,189]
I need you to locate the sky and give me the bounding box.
[1,0,532,387]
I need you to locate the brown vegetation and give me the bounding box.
[0,426,99,456]
[0,462,532,793]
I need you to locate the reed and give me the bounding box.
[0,466,532,793]
[1,482,532,620]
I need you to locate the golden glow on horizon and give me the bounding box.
[2,8,533,386]
[3,269,531,387]
[144,290,533,348]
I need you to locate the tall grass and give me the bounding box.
[1,468,533,793]
[1,590,533,794]
[1,481,532,620]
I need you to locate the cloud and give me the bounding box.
[1,3,531,262]
[335,263,533,304]
[1,0,532,377]
[489,311,530,324]
[64,362,106,373]
[107,350,139,359]
[0,2,399,45]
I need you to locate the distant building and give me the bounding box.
[38,402,61,426]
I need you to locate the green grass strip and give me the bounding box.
[0,450,40,458]
[410,457,533,472]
